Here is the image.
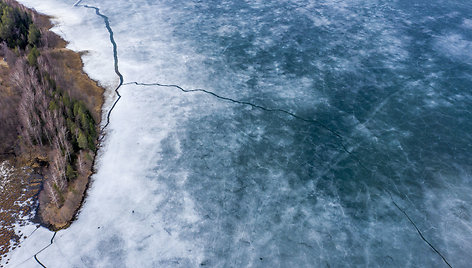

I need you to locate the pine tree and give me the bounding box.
[77,131,88,150]
[28,23,40,46]
[27,46,40,66]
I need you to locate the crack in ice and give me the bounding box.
[388,192,453,268]
[33,232,56,268]
[75,1,123,141]
[14,232,56,268]
[122,81,367,170]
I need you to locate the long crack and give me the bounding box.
[22,1,453,267]
[122,81,369,170]
[75,0,123,141]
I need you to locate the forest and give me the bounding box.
[0,0,102,214]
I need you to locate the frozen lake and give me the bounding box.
[6,0,472,267]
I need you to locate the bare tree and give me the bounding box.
[44,181,59,207]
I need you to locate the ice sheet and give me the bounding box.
[7,0,472,267]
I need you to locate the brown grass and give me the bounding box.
[45,48,104,122]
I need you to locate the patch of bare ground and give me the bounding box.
[0,159,41,266]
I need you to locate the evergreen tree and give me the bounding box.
[28,23,40,46]
[77,131,88,150]
[66,164,77,180]
[27,46,40,66]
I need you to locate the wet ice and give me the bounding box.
[6,0,472,267]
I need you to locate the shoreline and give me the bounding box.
[28,4,104,231]
[0,0,106,262]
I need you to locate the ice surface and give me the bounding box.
[7,0,472,267]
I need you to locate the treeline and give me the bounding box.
[0,2,100,208]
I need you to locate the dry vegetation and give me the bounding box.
[0,160,41,266]
[0,0,104,261]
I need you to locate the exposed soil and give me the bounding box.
[0,158,42,266]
